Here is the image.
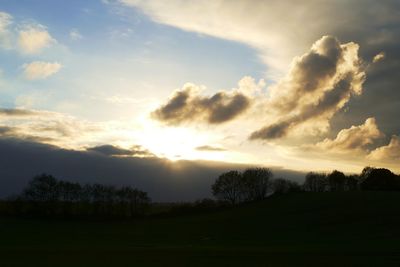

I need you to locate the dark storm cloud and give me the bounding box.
[250,36,366,140]
[309,1,400,142]
[251,75,356,140]
[333,46,400,138]
[87,144,154,157]
[151,84,252,125]
[250,121,291,140]
[272,36,343,112]
[124,1,400,159]
[0,137,304,202]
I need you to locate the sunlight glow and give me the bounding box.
[131,118,226,161]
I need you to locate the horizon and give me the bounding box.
[1,1,400,201]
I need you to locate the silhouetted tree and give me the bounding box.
[241,168,273,201]
[273,178,301,194]
[327,170,346,191]
[57,181,82,202]
[194,198,218,209]
[212,171,242,205]
[303,172,327,192]
[360,167,400,191]
[91,184,107,203]
[23,173,59,202]
[360,166,374,179]
[79,184,93,203]
[14,174,151,218]
[345,174,359,191]
[136,190,151,213]
[117,186,151,216]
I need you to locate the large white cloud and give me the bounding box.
[23,61,62,80]
[120,0,400,77]
[368,135,400,162]
[316,118,384,153]
[18,24,56,54]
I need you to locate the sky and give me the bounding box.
[0,1,399,200]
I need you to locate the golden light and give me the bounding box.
[130,117,226,162]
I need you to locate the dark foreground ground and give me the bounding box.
[1,192,400,266]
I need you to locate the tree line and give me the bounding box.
[1,166,399,218]
[212,167,300,204]
[303,167,400,192]
[212,166,400,205]
[0,173,151,218]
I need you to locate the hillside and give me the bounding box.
[1,192,400,266]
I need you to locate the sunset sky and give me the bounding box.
[0,0,399,198]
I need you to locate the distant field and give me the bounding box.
[1,192,400,266]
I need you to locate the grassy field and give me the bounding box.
[1,191,400,266]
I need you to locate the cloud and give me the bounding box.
[119,0,313,75]
[152,77,263,125]
[1,12,58,54]
[195,145,226,152]
[0,125,55,143]
[121,1,400,145]
[0,126,14,135]
[23,61,62,80]
[87,144,154,157]
[14,91,51,109]
[250,36,366,140]
[0,11,13,49]
[0,107,39,117]
[120,1,400,77]
[0,12,12,32]
[0,107,100,147]
[29,120,82,137]
[0,137,304,201]
[18,24,56,54]
[69,29,82,41]
[368,135,400,162]
[372,52,385,63]
[105,95,156,105]
[316,118,384,152]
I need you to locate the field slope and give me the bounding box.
[1,192,400,266]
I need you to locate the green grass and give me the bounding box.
[1,192,400,266]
